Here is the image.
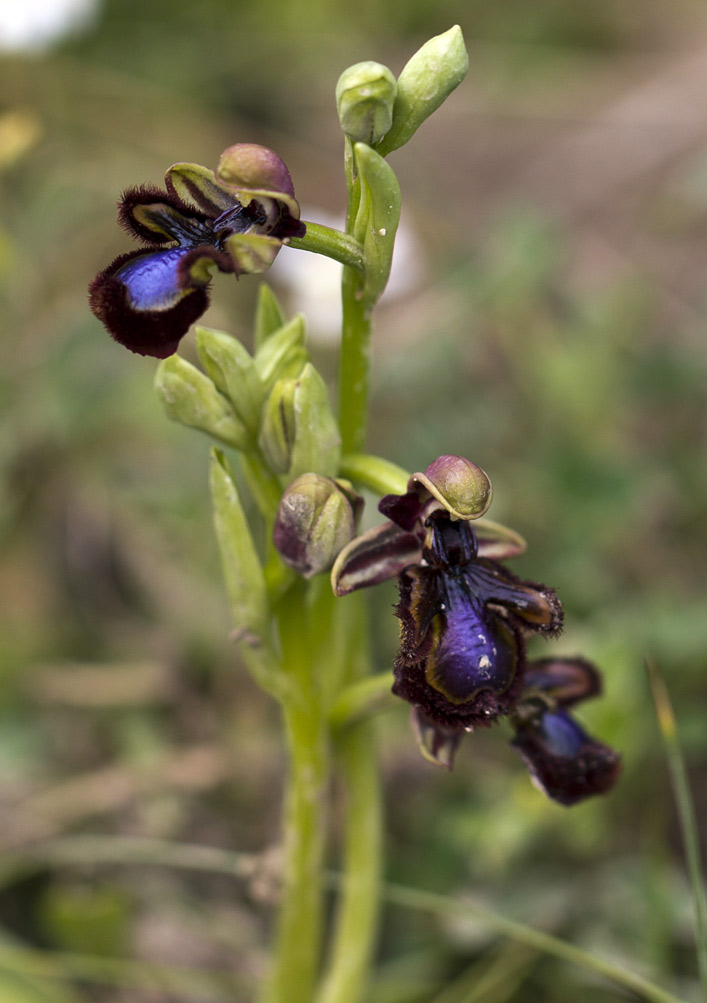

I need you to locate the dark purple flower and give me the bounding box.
[332,455,620,804]
[89,144,305,358]
[510,657,621,805]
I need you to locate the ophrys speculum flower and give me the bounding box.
[89,144,304,358]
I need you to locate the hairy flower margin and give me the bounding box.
[88,144,304,358]
[331,455,621,805]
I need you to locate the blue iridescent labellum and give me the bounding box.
[331,455,620,800]
[392,517,562,732]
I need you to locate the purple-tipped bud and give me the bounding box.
[273,474,362,579]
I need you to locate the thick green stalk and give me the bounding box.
[315,717,382,1003]
[289,223,364,273]
[315,595,382,1003]
[261,583,330,1003]
[338,266,372,454]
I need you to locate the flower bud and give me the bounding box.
[258,364,341,479]
[274,474,361,578]
[259,376,298,474]
[336,61,397,145]
[195,326,264,437]
[412,454,492,520]
[376,26,468,156]
[154,355,249,450]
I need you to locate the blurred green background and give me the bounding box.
[2,0,707,1000]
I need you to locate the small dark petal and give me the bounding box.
[331,521,422,596]
[117,184,207,244]
[378,490,423,532]
[274,210,306,240]
[523,656,602,707]
[512,708,621,806]
[410,707,465,769]
[465,560,564,637]
[88,251,209,358]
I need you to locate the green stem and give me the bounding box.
[315,718,382,1003]
[339,454,409,496]
[339,266,372,454]
[262,583,330,1003]
[290,223,364,273]
[315,594,382,1003]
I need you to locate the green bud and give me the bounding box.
[273,473,361,578]
[259,375,298,474]
[253,313,309,394]
[195,326,264,437]
[336,61,397,145]
[376,26,468,156]
[259,363,341,479]
[209,449,269,646]
[154,355,249,450]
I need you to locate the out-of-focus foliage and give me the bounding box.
[1,0,707,999]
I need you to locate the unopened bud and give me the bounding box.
[376,26,468,156]
[273,474,361,578]
[336,61,397,145]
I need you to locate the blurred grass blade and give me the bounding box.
[646,657,707,1000]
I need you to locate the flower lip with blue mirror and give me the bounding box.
[332,456,563,735]
[332,455,619,801]
[88,145,305,358]
[509,656,621,805]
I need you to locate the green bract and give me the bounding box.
[195,326,265,438]
[154,354,249,449]
[209,449,269,646]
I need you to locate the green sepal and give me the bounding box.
[224,231,283,275]
[254,283,286,351]
[166,162,234,213]
[253,313,309,393]
[154,355,249,450]
[375,26,468,157]
[258,363,341,480]
[209,448,270,646]
[195,326,264,437]
[353,143,401,307]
